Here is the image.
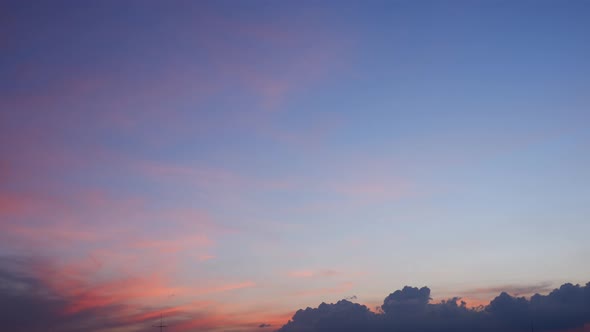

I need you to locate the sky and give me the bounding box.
[1,0,590,331]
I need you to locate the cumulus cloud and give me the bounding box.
[381,286,431,314]
[278,299,375,332]
[277,284,590,332]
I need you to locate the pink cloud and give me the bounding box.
[129,155,416,211]
[136,160,246,190]
[1,6,351,152]
[0,187,223,278]
[562,324,590,332]
[0,191,29,218]
[5,223,99,243]
[194,281,256,295]
[293,282,355,297]
[288,270,315,278]
[288,269,339,278]
[21,256,256,325]
[197,254,216,262]
[131,234,213,254]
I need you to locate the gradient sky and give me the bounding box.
[1,1,590,331]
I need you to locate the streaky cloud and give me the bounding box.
[0,256,256,332]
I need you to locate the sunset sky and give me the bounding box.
[1,1,590,331]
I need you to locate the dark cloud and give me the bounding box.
[381,286,431,314]
[259,323,272,328]
[278,299,375,332]
[277,283,590,332]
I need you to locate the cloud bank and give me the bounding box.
[277,284,590,332]
[2,255,588,332]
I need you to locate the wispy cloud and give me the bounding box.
[293,282,354,297]
[462,282,555,297]
[287,269,339,279]
[0,255,259,332]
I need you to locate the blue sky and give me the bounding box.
[1,1,589,331]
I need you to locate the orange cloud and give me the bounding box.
[172,309,295,332]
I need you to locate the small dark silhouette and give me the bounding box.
[153,314,167,332]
